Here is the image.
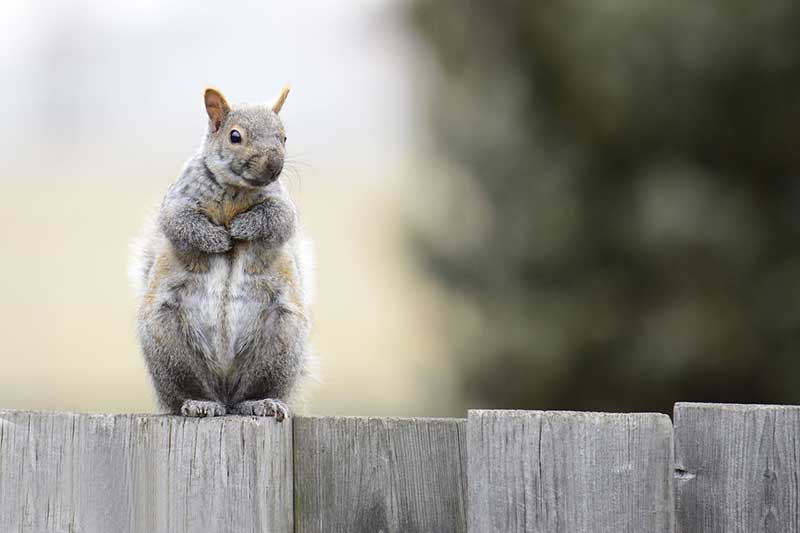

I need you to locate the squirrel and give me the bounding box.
[130,86,313,421]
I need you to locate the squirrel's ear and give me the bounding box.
[271,84,290,114]
[204,88,231,132]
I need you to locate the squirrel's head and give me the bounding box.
[201,86,290,189]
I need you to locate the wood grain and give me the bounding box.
[293,416,467,532]
[0,411,293,533]
[467,410,674,533]
[674,402,800,533]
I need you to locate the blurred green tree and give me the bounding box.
[409,1,800,413]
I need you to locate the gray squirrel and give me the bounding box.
[130,86,313,420]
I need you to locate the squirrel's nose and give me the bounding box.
[261,158,284,182]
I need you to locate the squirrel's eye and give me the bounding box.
[229,130,242,144]
[282,135,287,144]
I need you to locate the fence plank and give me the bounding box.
[293,416,467,532]
[674,402,800,533]
[0,411,293,533]
[467,410,674,533]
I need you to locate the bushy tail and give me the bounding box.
[293,229,315,309]
[291,228,320,413]
[127,209,159,303]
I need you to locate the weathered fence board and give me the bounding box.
[674,402,800,533]
[467,410,674,533]
[0,411,293,533]
[11,404,800,532]
[293,416,467,532]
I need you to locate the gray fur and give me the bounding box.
[131,90,312,420]
[229,197,297,245]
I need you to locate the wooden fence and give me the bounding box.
[0,403,796,532]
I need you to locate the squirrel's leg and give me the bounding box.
[138,301,227,416]
[227,305,309,421]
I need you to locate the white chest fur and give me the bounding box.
[177,245,255,372]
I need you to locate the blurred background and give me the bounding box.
[2,1,800,417]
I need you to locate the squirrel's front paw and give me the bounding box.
[229,212,261,241]
[180,399,226,417]
[199,226,233,253]
[232,399,289,421]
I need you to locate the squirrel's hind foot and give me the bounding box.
[180,399,227,417]
[232,399,289,422]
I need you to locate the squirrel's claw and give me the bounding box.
[232,399,290,421]
[180,399,227,417]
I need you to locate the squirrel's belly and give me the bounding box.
[174,246,279,373]
[208,247,274,371]
[196,253,247,372]
[182,254,243,372]
[181,254,232,369]
[221,249,252,368]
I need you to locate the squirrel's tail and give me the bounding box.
[293,230,315,309]
[290,228,320,414]
[128,208,159,302]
